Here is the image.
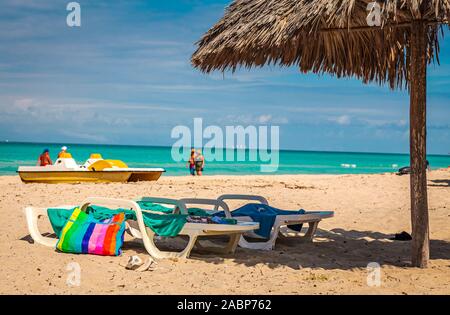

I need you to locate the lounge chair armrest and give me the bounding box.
[216,194,269,210]
[135,197,187,214]
[80,197,141,212]
[179,198,232,218]
[24,206,59,247]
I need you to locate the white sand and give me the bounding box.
[0,170,449,294]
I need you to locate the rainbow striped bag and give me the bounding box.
[56,207,126,256]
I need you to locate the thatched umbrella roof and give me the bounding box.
[192,0,449,89]
[192,0,449,268]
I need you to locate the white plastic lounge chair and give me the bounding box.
[24,197,259,259]
[181,194,334,250]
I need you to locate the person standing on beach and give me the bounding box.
[57,146,68,158]
[187,149,196,176]
[38,149,52,166]
[194,149,205,176]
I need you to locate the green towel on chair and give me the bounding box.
[138,202,212,217]
[48,203,187,238]
[137,201,174,214]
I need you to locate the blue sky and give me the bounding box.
[0,0,449,154]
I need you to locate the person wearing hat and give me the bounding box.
[38,149,52,166]
[58,146,68,158]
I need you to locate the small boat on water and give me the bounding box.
[17,153,165,184]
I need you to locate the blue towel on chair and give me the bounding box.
[215,203,306,239]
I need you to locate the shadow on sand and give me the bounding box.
[428,179,450,187]
[120,228,450,270]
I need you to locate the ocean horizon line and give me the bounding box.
[2,140,449,157]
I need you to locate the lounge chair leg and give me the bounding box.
[24,207,58,247]
[278,220,320,242]
[141,228,199,259]
[303,221,319,242]
[224,234,240,254]
[181,234,199,258]
[125,222,142,238]
[196,233,242,254]
[238,222,282,251]
[238,234,275,251]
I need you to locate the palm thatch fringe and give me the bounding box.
[192,0,449,89]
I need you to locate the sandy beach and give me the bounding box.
[0,170,449,295]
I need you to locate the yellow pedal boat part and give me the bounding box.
[17,153,165,184]
[18,170,132,184]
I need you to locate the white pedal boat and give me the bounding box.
[17,153,165,183]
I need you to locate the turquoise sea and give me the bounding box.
[0,142,449,176]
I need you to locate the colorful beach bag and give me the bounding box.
[56,207,126,256]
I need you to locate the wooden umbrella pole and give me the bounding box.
[409,20,429,268]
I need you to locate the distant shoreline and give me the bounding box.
[2,140,449,157]
[2,168,449,179]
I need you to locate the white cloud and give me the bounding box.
[13,98,34,110]
[330,115,351,125]
[283,105,389,116]
[2,0,56,10]
[362,118,408,127]
[258,114,272,124]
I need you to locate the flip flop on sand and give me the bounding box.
[124,255,158,272]
[136,257,158,272]
[124,255,143,270]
